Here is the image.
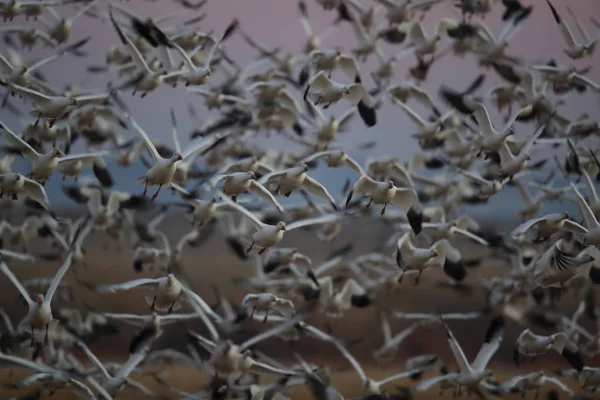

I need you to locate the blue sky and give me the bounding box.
[1,0,599,221]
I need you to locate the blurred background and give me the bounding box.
[1,0,600,398]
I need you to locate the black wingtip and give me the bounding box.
[546,0,561,24]
[307,270,319,287]
[357,100,376,127]
[483,316,504,343]
[561,348,584,372]
[409,370,424,381]
[129,326,153,354]
[350,294,372,308]
[133,259,143,272]
[226,237,249,261]
[298,63,310,87]
[588,266,600,284]
[407,209,423,236]
[512,347,520,367]
[233,310,248,324]
[443,260,467,282]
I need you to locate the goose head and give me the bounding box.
[36,294,44,305]
[171,153,183,163]
[166,273,175,286]
[276,221,287,232]
[387,180,394,189]
[52,148,65,158]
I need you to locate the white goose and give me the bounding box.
[210,171,284,213]
[0,219,90,347]
[128,114,226,201]
[570,182,600,245]
[83,274,183,314]
[546,0,600,60]
[166,19,238,87]
[6,83,109,127]
[417,316,504,394]
[219,191,342,255]
[304,70,365,109]
[0,120,109,185]
[259,164,339,210]
[0,172,51,210]
[344,159,423,234]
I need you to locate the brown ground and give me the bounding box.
[0,214,597,399]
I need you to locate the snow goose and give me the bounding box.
[372,312,427,360]
[418,316,504,394]
[391,98,455,145]
[512,212,587,242]
[297,0,339,54]
[0,172,51,211]
[455,168,508,201]
[298,150,363,176]
[303,70,365,109]
[405,354,449,381]
[5,83,109,127]
[0,352,95,398]
[219,192,341,254]
[165,19,238,87]
[345,159,423,233]
[210,171,284,213]
[302,320,423,396]
[301,97,358,144]
[570,182,600,245]
[532,239,595,288]
[238,293,295,324]
[394,231,438,284]
[127,114,226,201]
[0,218,89,347]
[375,0,440,25]
[546,0,600,60]
[403,18,458,61]
[74,338,153,399]
[259,164,339,210]
[514,328,584,372]
[204,314,306,378]
[82,274,183,314]
[101,311,200,354]
[486,371,574,397]
[43,0,101,44]
[387,80,438,110]
[0,36,90,88]
[308,49,358,81]
[464,99,532,154]
[182,196,233,226]
[80,187,134,228]
[107,6,170,97]
[496,123,546,179]
[263,247,313,275]
[316,276,372,317]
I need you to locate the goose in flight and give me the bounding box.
[259,164,339,210]
[546,0,600,60]
[238,293,295,324]
[128,114,227,201]
[0,172,52,211]
[210,171,285,213]
[0,120,109,185]
[219,191,342,255]
[344,159,423,234]
[514,328,584,372]
[82,273,184,314]
[5,82,109,127]
[417,316,504,394]
[0,218,90,347]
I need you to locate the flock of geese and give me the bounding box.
[1,0,600,399]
